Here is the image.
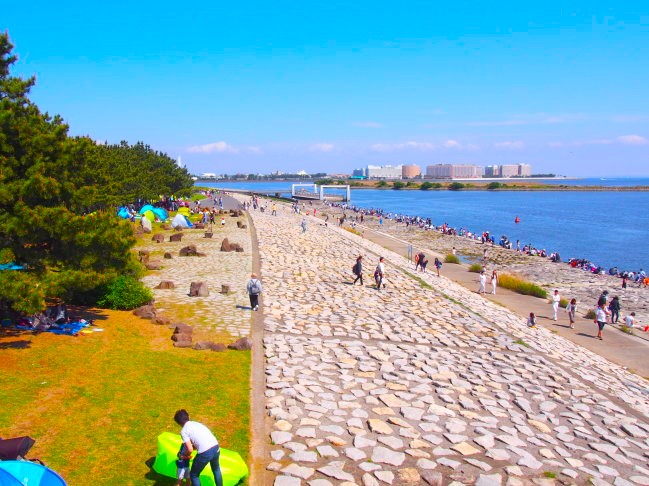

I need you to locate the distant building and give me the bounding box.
[499,164,520,178]
[484,165,500,177]
[402,164,421,179]
[200,173,218,179]
[352,168,365,177]
[518,164,532,177]
[426,164,481,179]
[364,164,403,179]
[296,169,308,176]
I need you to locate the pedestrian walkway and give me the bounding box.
[242,197,649,486]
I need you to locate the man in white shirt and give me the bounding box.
[174,409,222,486]
[551,290,561,321]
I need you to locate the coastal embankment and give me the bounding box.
[239,194,649,485]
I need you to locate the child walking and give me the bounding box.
[175,443,191,486]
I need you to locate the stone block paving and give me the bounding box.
[240,198,649,485]
[139,219,252,338]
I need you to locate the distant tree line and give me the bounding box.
[0,33,193,313]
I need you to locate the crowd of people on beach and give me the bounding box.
[324,201,648,288]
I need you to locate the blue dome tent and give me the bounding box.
[139,204,155,215]
[0,461,66,485]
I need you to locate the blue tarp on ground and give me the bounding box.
[0,461,66,486]
[117,207,131,219]
[0,263,24,271]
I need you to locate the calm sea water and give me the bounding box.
[199,180,649,270]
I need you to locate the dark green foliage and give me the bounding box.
[420,181,433,190]
[468,263,483,273]
[487,181,503,190]
[315,178,333,185]
[376,181,388,187]
[405,181,419,188]
[392,181,405,189]
[0,34,173,313]
[96,276,153,310]
[448,182,465,190]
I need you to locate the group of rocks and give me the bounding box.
[132,303,252,352]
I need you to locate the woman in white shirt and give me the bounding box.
[594,304,610,340]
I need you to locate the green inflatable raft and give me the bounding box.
[152,432,248,486]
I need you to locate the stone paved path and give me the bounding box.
[139,204,252,340]
[242,197,649,485]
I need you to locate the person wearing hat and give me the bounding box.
[246,273,262,311]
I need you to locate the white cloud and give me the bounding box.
[467,113,587,127]
[617,134,648,145]
[352,121,383,128]
[494,141,525,149]
[187,141,239,154]
[246,146,263,154]
[310,143,335,152]
[370,141,436,152]
[443,140,462,149]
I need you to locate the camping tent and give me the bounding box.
[171,213,190,229]
[151,207,168,220]
[152,433,247,486]
[0,461,66,486]
[142,210,156,222]
[117,207,131,219]
[177,206,191,216]
[139,204,155,215]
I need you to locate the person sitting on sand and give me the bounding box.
[527,312,537,328]
[625,312,636,328]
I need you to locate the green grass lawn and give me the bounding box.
[0,309,250,485]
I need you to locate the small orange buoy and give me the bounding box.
[514,216,520,224]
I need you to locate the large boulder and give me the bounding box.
[156,280,175,289]
[173,323,193,335]
[189,282,209,297]
[220,284,231,294]
[193,341,216,351]
[145,259,163,270]
[179,245,198,256]
[220,238,232,252]
[138,250,150,264]
[204,232,213,238]
[194,222,205,229]
[228,337,252,351]
[154,315,171,326]
[164,252,173,259]
[210,343,227,352]
[151,233,165,243]
[133,304,156,320]
[169,233,183,242]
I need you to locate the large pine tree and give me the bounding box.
[0,33,140,313]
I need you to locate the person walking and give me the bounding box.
[246,273,262,311]
[490,270,498,295]
[300,219,307,233]
[271,203,277,216]
[551,289,561,321]
[434,257,442,277]
[478,271,487,294]
[566,298,577,329]
[594,303,610,340]
[415,252,425,272]
[374,257,386,290]
[608,296,621,324]
[352,256,364,286]
[173,409,223,486]
[597,290,609,307]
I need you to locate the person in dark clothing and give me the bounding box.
[597,290,609,307]
[352,256,364,286]
[608,296,621,324]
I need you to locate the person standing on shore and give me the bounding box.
[566,298,577,329]
[374,257,386,290]
[415,252,425,272]
[608,296,621,324]
[594,303,610,340]
[597,290,609,307]
[173,409,223,486]
[478,271,487,294]
[551,289,561,321]
[622,275,628,289]
[352,256,364,286]
[490,270,498,295]
[300,219,307,233]
[246,274,262,311]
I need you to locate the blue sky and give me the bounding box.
[3,1,648,176]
